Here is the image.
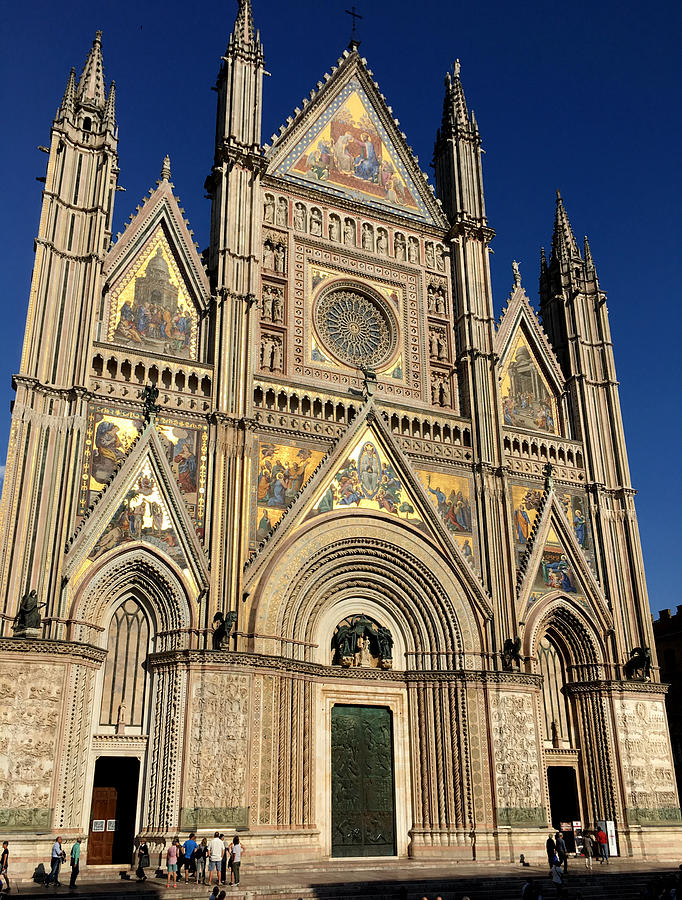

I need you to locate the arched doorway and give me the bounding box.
[88,594,152,864]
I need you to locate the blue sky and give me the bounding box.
[0,0,679,614]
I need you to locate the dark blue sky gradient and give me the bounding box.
[0,0,679,613]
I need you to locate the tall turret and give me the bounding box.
[0,32,118,624]
[204,0,266,619]
[433,63,516,647]
[539,192,653,655]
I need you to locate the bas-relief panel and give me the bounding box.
[489,691,544,826]
[500,333,558,434]
[255,440,326,542]
[89,459,189,572]
[181,673,250,829]
[309,430,425,528]
[415,469,476,564]
[79,405,208,534]
[308,266,405,383]
[617,698,680,824]
[107,231,198,359]
[0,661,64,829]
[276,78,431,222]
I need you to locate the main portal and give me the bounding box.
[331,704,396,857]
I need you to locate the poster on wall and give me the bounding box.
[91,820,105,833]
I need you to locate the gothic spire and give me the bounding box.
[551,191,581,262]
[160,154,172,181]
[60,67,77,118]
[77,30,106,109]
[583,235,594,270]
[102,81,116,131]
[440,59,470,134]
[228,0,262,57]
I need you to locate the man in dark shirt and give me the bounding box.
[546,833,556,869]
[555,831,568,872]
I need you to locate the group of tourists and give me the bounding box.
[156,833,243,888]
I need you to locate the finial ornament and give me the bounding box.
[453,59,461,77]
[543,461,554,491]
[345,5,363,49]
[512,260,522,287]
[161,154,172,181]
[141,382,160,422]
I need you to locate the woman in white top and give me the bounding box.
[228,835,243,886]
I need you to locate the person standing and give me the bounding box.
[550,861,565,898]
[182,833,197,883]
[1,841,10,893]
[555,832,568,873]
[545,834,556,869]
[207,832,224,887]
[45,836,65,886]
[596,827,609,864]
[220,834,228,885]
[136,838,150,881]
[69,838,82,888]
[228,835,243,886]
[166,839,178,888]
[194,838,208,884]
[582,830,594,870]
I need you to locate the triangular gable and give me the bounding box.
[101,174,210,360]
[516,491,610,630]
[65,424,209,593]
[244,402,491,617]
[496,282,565,435]
[266,51,446,227]
[496,289,565,438]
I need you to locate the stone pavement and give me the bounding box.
[5,858,682,900]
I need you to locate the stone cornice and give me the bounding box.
[146,648,543,686]
[0,637,106,665]
[564,679,668,696]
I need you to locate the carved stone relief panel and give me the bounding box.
[0,659,65,829]
[260,282,285,324]
[616,697,680,824]
[181,672,250,829]
[489,689,545,826]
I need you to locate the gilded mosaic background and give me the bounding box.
[500,332,557,434]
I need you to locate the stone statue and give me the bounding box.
[329,217,340,241]
[310,208,322,236]
[261,288,273,321]
[293,203,306,232]
[13,589,45,634]
[408,238,419,263]
[116,702,127,735]
[377,625,393,668]
[141,383,159,420]
[263,194,275,223]
[436,244,445,271]
[276,197,287,227]
[333,623,354,665]
[502,636,522,671]
[550,720,559,748]
[425,243,435,269]
[212,610,237,650]
[623,646,652,681]
[512,259,522,287]
[272,291,284,323]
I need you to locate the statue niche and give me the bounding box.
[331,614,393,669]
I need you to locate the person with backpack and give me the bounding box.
[582,830,595,870]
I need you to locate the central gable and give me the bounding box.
[270,71,440,225]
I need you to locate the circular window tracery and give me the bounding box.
[314,282,398,370]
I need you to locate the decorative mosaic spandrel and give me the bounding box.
[80,405,207,533]
[500,332,558,434]
[416,468,476,563]
[89,459,189,573]
[255,440,326,541]
[107,228,197,359]
[276,78,431,221]
[309,429,424,526]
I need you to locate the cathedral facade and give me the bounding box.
[1,1,680,873]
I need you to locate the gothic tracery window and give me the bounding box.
[538,635,572,747]
[99,596,151,730]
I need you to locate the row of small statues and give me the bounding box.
[332,615,394,670]
[263,193,447,270]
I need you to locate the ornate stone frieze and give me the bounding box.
[489,690,545,826]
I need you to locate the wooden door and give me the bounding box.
[88,787,117,865]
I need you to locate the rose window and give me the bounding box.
[314,285,397,369]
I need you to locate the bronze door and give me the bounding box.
[331,704,396,857]
[88,787,117,864]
